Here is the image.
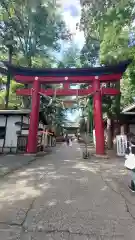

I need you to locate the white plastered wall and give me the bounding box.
[129,124,135,134]
[4,116,21,151]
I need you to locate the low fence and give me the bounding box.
[17,134,56,153]
[0,133,56,154]
[17,135,28,153]
[17,135,42,153]
[37,135,42,152]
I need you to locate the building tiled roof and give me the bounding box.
[122,103,135,113]
[0,109,31,115]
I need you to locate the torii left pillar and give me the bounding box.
[27,77,40,153]
[93,77,105,155]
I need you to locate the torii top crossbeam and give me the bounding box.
[3,60,131,83]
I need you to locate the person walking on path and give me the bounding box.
[65,134,69,146]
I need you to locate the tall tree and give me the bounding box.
[0,0,70,109]
[80,0,135,110]
[80,0,135,147]
[0,0,70,67]
[80,0,134,65]
[58,43,81,68]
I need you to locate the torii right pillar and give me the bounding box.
[93,76,105,155]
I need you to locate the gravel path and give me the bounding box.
[0,141,135,239]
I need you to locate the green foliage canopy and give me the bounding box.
[80,0,135,114]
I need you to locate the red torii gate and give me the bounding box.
[4,60,131,155]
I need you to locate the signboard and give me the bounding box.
[116,135,127,157]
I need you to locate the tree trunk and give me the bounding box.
[56,125,61,136]
[22,55,32,109]
[87,116,90,134]
[5,45,13,109]
[115,81,121,135]
[27,55,32,68]
[106,117,113,149]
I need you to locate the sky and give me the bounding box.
[58,0,85,122]
[60,0,85,50]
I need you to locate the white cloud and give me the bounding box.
[74,30,85,49]
[59,0,85,49]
